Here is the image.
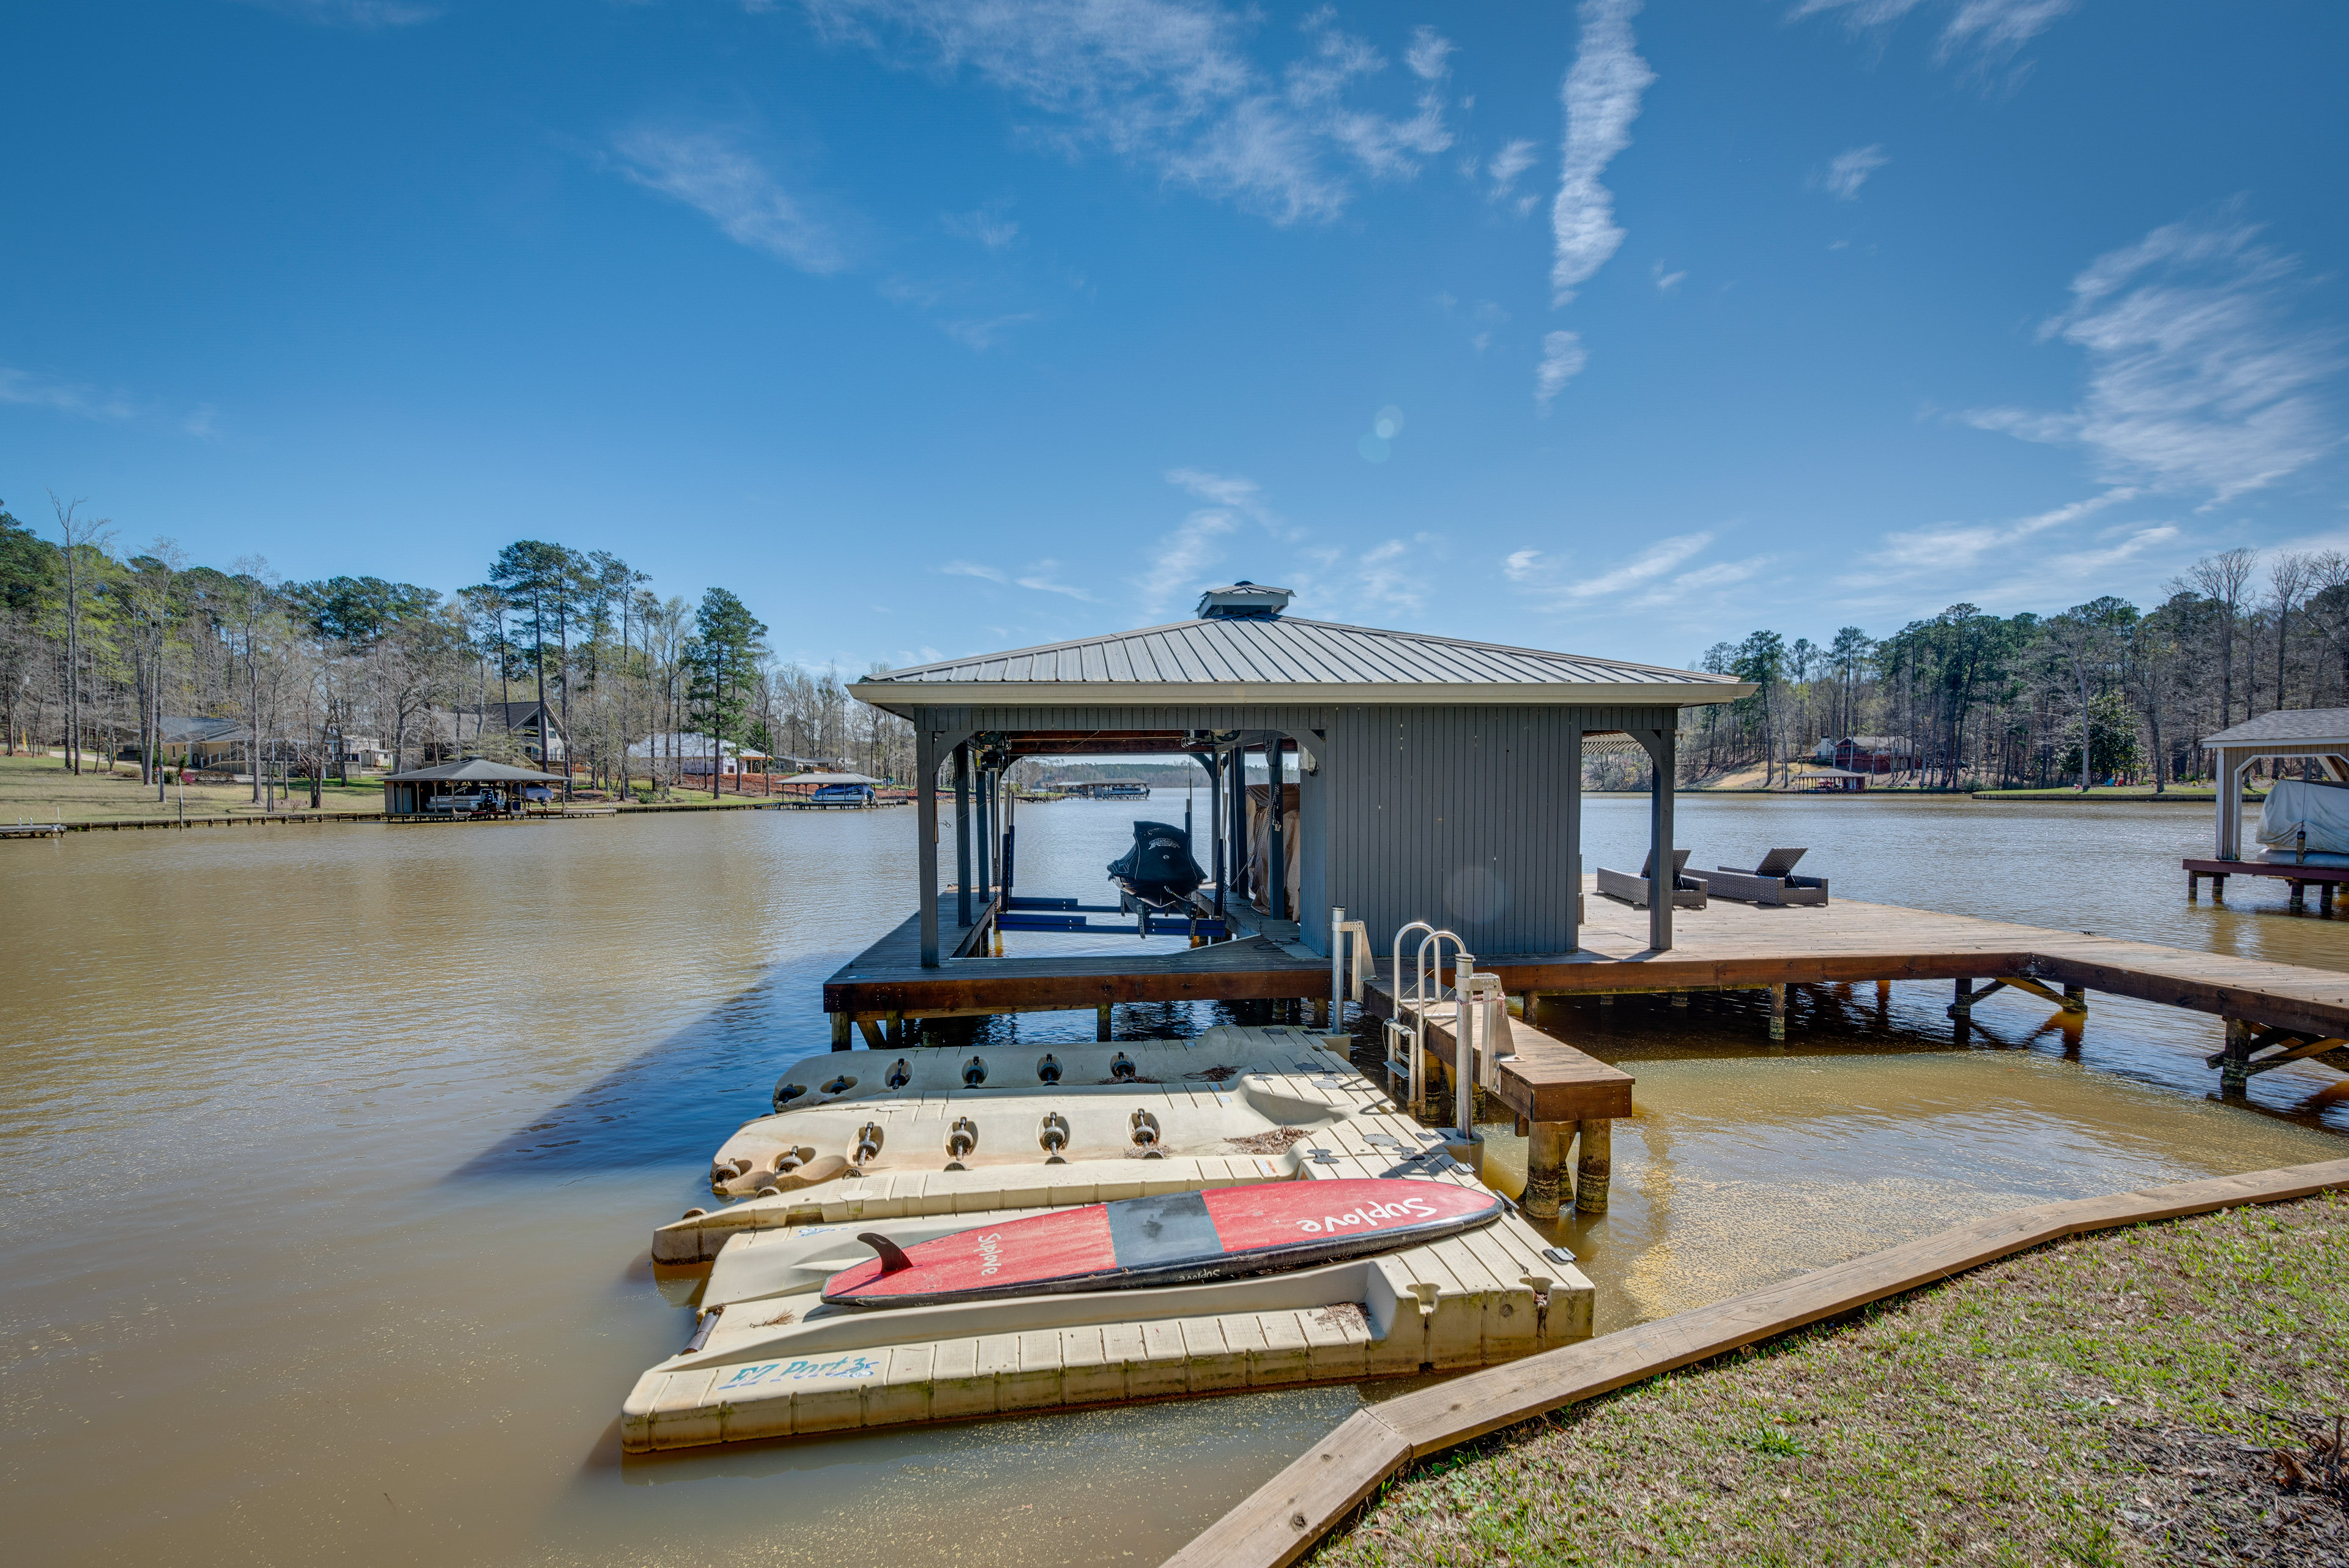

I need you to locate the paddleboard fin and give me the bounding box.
[859,1232,915,1274]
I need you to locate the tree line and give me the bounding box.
[0,495,918,803]
[1667,548,2349,792]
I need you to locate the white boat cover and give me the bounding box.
[2254,779,2349,856]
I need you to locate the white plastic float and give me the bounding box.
[622,1027,1596,1450]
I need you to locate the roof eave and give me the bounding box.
[847,678,1755,716]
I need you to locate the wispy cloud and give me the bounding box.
[0,365,137,420]
[942,312,1040,350]
[1534,331,1587,411]
[1507,533,1715,607]
[1651,260,1686,292]
[800,2,1456,225]
[943,558,1097,600]
[1013,562,1094,600]
[1822,144,1888,200]
[608,127,848,274]
[1405,25,1454,81]
[1167,466,1299,540]
[943,201,1019,249]
[1841,488,2140,587]
[1136,508,1238,615]
[1485,138,1539,201]
[1961,213,2342,504]
[1549,0,1653,307]
[1791,0,2077,77]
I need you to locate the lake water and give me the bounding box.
[4,795,2344,1566]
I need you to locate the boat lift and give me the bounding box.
[985,780,1230,942]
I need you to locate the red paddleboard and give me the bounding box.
[821,1179,1504,1309]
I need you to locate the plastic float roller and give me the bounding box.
[706,1065,1398,1198]
[765,1026,1349,1113]
[661,1096,1468,1262]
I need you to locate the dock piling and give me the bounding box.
[1523,1122,1568,1219]
[1768,983,1787,1042]
[830,1013,851,1052]
[2221,1017,2252,1096]
[1095,1003,1112,1042]
[1573,1120,1611,1214]
[1950,976,1974,1022]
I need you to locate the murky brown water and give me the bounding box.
[2,797,2343,1565]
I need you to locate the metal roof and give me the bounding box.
[382,759,565,782]
[2202,708,2349,747]
[850,614,1752,710]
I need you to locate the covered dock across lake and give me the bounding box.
[380,758,565,818]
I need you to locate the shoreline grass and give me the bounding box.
[1315,1193,2347,1567]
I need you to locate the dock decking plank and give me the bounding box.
[832,879,2349,1044]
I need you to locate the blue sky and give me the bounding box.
[4,1,2344,672]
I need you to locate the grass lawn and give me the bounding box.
[0,750,387,821]
[1316,1193,2347,1567]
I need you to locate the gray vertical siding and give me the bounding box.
[910,699,1675,960]
[1324,703,1673,957]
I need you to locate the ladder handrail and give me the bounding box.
[1384,920,1442,1115]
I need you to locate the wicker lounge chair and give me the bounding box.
[1596,848,1707,910]
[1705,847,1828,907]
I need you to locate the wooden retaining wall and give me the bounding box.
[1162,1156,2349,1568]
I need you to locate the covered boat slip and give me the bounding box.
[834,582,1754,1038]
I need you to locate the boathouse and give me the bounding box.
[847,582,1750,968]
[380,757,565,817]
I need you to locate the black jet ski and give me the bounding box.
[1107,820,1206,910]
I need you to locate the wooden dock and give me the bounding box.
[828,878,2349,1092]
[823,903,1330,1036]
[1162,1156,2349,1568]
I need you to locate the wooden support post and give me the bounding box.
[2063,983,2086,1012]
[857,1016,886,1049]
[2291,879,2307,911]
[1951,976,1974,1019]
[1768,983,1787,1042]
[2187,870,2200,901]
[1523,1121,1567,1219]
[953,743,972,929]
[1671,992,1689,1009]
[1598,993,1614,1008]
[916,727,941,967]
[886,1011,904,1046]
[2211,872,2227,901]
[1313,996,1330,1028]
[2220,1017,2251,1096]
[1096,1002,1113,1042]
[2325,882,2337,913]
[830,1011,851,1051]
[1573,1120,1611,1215]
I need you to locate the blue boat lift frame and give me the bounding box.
[996,893,1229,940]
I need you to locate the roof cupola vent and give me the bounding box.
[1196,581,1293,620]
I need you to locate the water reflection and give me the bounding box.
[1,795,2343,1567]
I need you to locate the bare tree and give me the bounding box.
[2267,551,2314,713]
[48,494,115,775]
[223,561,291,807]
[2183,548,2258,727]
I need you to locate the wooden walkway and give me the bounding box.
[1163,1157,2349,1568]
[828,880,2349,1085]
[1472,882,2349,1046]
